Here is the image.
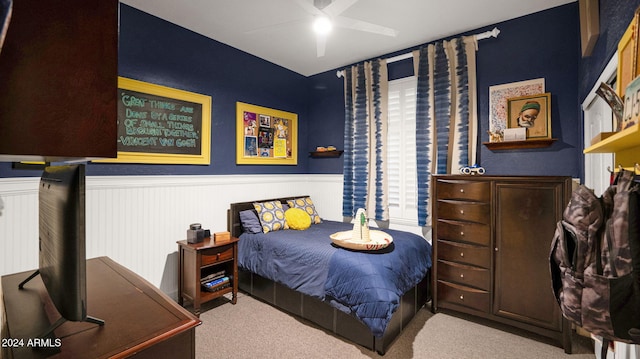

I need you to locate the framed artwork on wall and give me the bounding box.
[96,77,211,165]
[236,102,297,165]
[488,78,545,135]
[507,93,552,140]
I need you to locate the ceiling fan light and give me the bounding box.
[313,16,332,35]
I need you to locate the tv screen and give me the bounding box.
[38,164,87,322]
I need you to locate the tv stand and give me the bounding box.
[40,315,106,340]
[17,268,40,289]
[2,257,200,358]
[17,269,106,339]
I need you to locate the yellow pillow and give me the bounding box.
[286,197,322,224]
[285,208,311,230]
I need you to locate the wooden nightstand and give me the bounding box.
[177,237,239,316]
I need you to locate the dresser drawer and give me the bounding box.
[436,219,490,246]
[201,245,234,266]
[436,180,490,201]
[437,280,490,313]
[437,239,490,268]
[437,259,490,290]
[437,200,490,224]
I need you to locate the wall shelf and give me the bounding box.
[483,138,557,150]
[583,123,640,154]
[584,123,640,168]
[309,150,343,158]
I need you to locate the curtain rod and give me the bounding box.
[336,27,500,78]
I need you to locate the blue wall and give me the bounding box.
[1,4,313,177]
[307,3,582,177]
[477,4,580,177]
[2,2,637,179]
[580,0,640,101]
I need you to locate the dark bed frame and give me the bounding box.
[227,196,431,355]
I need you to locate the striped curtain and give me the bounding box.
[342,59,389,221]
[413,36,478,226]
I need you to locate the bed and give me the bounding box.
[227,196,432,355]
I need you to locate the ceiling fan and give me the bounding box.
[251,0,398,58]
[299,0,399,57]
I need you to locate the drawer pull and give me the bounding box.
[217,253,221,260]
[460,209,464,214]
[460,231,464,236]
[459,295,464,301]
[460,252,464,257]
[460,189,465,193]
[460,273,464,278]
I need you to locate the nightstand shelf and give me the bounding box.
[177,237,239,316]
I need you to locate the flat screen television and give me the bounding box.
[19,164,103,337]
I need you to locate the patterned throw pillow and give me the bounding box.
[286,197,321,224]
[253,201,288,233]
[285,208,311,230]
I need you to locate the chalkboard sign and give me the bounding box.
[97,77,211,164]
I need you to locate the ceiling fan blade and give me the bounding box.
[321,0,359,18]
[293,0,323,15]
[316,33,327,57]
[334,16,398,37]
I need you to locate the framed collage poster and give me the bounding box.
[236,102,297,165]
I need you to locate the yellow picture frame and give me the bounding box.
[236,102,297,165]
[616,11,639,98]
[96,77,211,165]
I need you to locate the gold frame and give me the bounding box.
[96,77,211,164]
[507,93,552,140]
[616,9,640,98]
[236,102,297,165]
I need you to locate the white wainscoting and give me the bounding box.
[0,174,343,300]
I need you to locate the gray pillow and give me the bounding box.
[239,209,263,234]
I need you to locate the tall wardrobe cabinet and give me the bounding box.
[432,175,573,353]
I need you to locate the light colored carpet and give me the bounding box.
[195,292,594,358]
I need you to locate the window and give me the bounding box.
[387,76,417,224]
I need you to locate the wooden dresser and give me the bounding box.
[1,257,200,359]
[432,175,573,353]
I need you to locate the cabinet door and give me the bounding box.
[493,181,565,331]
[0,0,118,160]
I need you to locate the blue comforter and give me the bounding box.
[238,220,432,337]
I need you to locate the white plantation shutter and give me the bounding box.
[387,77,417,223]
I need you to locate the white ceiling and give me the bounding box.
[120,0,576,77]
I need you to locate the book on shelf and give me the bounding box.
[202,276,232,292]
[203,282,231,293]
[200,270,226,284]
